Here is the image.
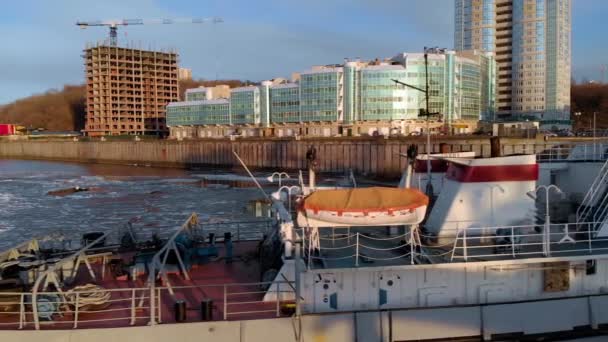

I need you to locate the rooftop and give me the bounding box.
[167,99,229,107]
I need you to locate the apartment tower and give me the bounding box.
[84,45,179,136]
[455,0,571,127]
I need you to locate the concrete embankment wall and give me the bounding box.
[0,138,556,178]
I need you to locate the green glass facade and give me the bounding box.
[166,100,230,126]
[458,62,482,120]
[343,64,358,124]
[479,53,497,121]
[167,51,493,128]
[185,89,207,101]
[399,53,488,122]
[260,83,271,127]
[230,88,260,125]
[270,84,300,123]
[358,67,409,121]
[299,70,342,122]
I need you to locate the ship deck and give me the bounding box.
[0,240,294,330]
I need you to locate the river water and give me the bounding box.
[0,160,264,250]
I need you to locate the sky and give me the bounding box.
[0,0,606,105]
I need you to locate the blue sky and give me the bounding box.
[0,0,606,104]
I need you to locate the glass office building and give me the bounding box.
[166,99,230,126]
[344,52,494,124]
[299,68,343,122]
[184,88,208,101]
[358,65,409,121]
[269,83,300,123]
[454,0,571,127]
[230,87,260,125]
[167,51,494,129]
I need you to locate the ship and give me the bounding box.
[1,142,608,341]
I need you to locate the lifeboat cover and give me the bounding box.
[302,187,429,214]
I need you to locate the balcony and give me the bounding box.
[496,13,512,23]
[496,46,512,54]
[496,37,512,47]
[496,22,512,30]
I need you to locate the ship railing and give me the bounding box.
[155,281,296,323]
[301,229,417,268]
[449,221,608,262]
[0,286,152,330]
[128,218,274,245]
[536,143,608,163]
[199,219,274,242]
[0,280,295,330]
[297,221,608,267]
[536,145,574,162]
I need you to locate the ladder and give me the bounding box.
[576,158,608,236]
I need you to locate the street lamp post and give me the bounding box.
[594,111,598,147]
[273,185,301,213]
[527,185,564,256]
[574,112,582,133]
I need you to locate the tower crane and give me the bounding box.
[76,17,223,47]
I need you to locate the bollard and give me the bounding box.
[224,232,233,264]
[201,299,213,321]
[174,300,187,322]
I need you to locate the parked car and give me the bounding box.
[540,130,557,137]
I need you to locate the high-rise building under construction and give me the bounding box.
[84,45,179,136]
[454,0,571,127]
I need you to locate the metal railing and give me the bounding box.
[202,219,274,242]
[449,221,606,262]
[0,287,151,330]
[536,143,608,163]
[297,221,608,268]
[0,280,295,330]
[301,229,425,268]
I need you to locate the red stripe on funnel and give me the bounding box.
[446,163,539,182]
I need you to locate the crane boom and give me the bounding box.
[76,17,223,46]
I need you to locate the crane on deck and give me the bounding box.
[76,17,223,47]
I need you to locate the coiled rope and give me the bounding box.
[63,284,111,310]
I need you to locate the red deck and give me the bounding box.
[0,241,293,330]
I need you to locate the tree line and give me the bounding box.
[571,83,608,130]
[0,79,252,132]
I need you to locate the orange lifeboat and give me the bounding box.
[299,187,429,226]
